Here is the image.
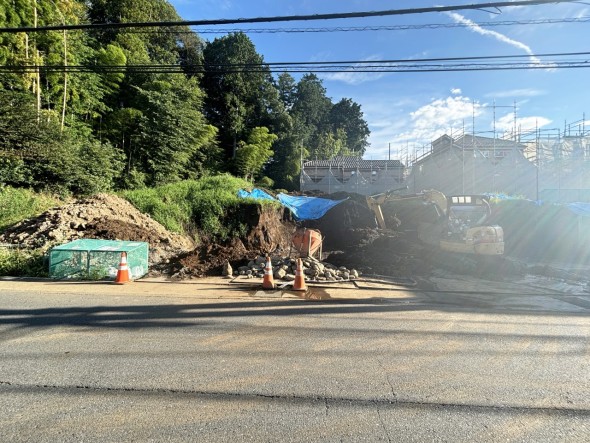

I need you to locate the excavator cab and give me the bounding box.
[446,196,491,236]
[367,189,504,256]
[441,195,504,255]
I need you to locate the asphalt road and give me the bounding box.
[0,277,589,442]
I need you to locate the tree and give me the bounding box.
[277,72,297,111]
[290,73,332,150]
[130,77,218,186]
[313,129,350,160]
[235,127,277,181]
[329,98,370,156]
[202,33,278,160]
[0,90,123,195]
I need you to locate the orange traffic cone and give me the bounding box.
[114,252,131,284]
[292,258,307,292]
[262,256,275,289]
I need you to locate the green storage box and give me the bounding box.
[49,239,149,280]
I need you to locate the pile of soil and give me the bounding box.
[0,194,194,265]
[167,205,295,278]
[300,191,379,250]
[327,234,431,277]
[488,200,590,265]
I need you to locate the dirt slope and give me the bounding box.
[0,194,194,265]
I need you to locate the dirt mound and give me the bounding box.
[0,194,194,265]
[488,200,589,265]
[301,193,378,250]
[327,234,431,277]
[168,205,295,278]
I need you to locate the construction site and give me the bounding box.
[1,181,590,294]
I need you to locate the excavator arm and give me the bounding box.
[366,188,447,230]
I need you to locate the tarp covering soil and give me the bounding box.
[488,200,590,266]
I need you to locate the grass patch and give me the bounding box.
[122,174,279,241]
[0,186,62,233]
[0,248,48,277]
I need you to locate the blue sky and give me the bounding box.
[169,0,590,160]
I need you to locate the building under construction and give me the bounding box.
[301,118,590,203]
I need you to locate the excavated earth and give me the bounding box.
[0,194,297,278]
[2,191,587,284]
[0,194,195,266]
[0,191,421,279]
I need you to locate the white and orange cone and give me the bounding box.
[114,252,131,284]
[292,258,307,292]
[262,256,275,289]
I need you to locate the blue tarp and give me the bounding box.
[237,188,347,220]
[486,193,590,216]
[237,188,276,201]
[566,202,590,217]
[277,193,347,221]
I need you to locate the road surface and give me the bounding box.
[0,276,589,442]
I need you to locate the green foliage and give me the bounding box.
[0,186,62,232]
[329,98,370,156]
[314,128,350,159]
[0,2,370,195]
[128,77,218,186]
[97,44,127,94]
[235,127,277,181]
[202,33,279,160]
[0,91,124,195]
[256,176,275,188]
[123,175,276,241]
[0,248,48,277]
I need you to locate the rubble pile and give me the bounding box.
[232,254,360,282]
[0,194,194,265]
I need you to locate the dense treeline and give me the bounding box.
[0,0,369,195]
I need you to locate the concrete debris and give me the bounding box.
[235,255,360,282]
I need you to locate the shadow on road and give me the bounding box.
[0,289,588,335]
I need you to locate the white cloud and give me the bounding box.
[485,88,546,98]
[321,56,386,85]
[496,113,552,134]
[575,8,590,19]
[446,12,541,65]
[363,95,486,159]
[322,70,386,86]
[451,88,462,95]
[407,96,484,140]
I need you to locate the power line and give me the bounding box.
[3,50,588,72]
[123,16,590,35]
[3,50,589,73]
[0,0,578,34]
[3,60,588,74]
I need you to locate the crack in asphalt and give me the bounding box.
[1,380,589,416]
[375,402,393,443]
[376,357,397,401]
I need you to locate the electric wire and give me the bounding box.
[0,0,578,34]
[2,61,588,74]
[122,16,590,35]
[2,51,588,74]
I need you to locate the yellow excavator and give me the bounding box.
[366,188,504,256]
